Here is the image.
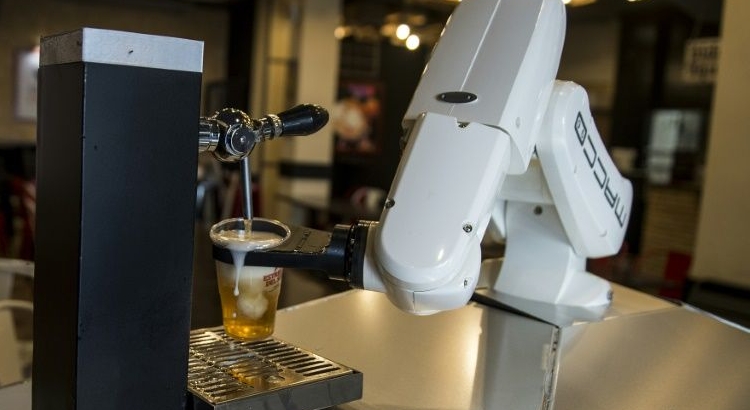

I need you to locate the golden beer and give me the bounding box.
[215,263,283,340]
[210,217,290,341]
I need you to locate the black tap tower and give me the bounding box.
[33,29,202,409]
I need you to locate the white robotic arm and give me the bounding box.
[360,0,631,314]
[244,0,631,316]
[362,112,510,314]
[488,81,633,308]
[357,0,567,314]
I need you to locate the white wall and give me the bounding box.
[691,0,750,288]
[252,0,340,222]
[279,0,339,203]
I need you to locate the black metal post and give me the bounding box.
[33,29,202,410]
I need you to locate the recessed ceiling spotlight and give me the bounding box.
[396,24,411,41]
[406,34,420,50]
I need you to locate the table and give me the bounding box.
[274,286,750,409]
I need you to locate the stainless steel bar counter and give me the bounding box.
[3,283,748,409]
[273,284,750,410]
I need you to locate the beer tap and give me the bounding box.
[198,104,329,219]
[199,104,329,162]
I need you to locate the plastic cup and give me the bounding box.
[209,217,290,341]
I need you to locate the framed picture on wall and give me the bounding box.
[332,80,383,156]
[14,46,40,122]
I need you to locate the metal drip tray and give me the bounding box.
[188,327,362,409]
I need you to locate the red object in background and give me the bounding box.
[0,178,35,259]
[660,251,692,300]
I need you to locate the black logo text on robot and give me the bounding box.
[574,112,628,228]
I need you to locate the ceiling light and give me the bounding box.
[396,24,411,41]
[406,34,420,50]
[334,26,348,40]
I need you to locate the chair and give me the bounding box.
[0,258,33,386]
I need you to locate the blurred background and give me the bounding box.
[0,0,747,340]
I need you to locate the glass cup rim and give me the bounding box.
[209,217,291,251]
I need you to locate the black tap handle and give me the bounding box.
[277,104,329,136]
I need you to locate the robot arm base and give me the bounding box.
[490,202,612,308]
[485,258,612,308]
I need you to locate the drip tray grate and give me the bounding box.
[188,327,362,409]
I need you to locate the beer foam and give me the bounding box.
[213,225,283,297]
[214,228,285,252]
[210,218,285,320]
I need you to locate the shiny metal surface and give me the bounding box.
[200,108,256,162]
[188,328,362,409]
[198,119,220,153]
[555,307,750,410]
[474,283,675,327]
[274,286,750,410]
[198,105,328,163]
[275,290,556,409]
[261,114,283,139]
